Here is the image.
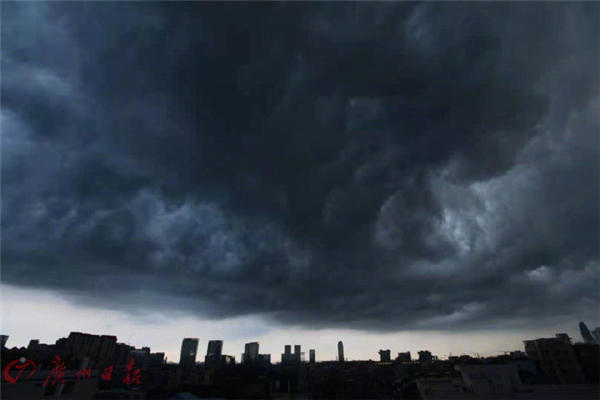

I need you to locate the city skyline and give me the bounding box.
[2,283,597,363]
[3,320,598,366]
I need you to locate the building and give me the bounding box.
[338,341,344,362]
[111,342,133,366]
[28,339,40,350]
[242,342,259,364]
[282,345,292,363]
[396,351,411,362]
[524,336,585,383]
[555,333,571,344]
[148,352,165,368]
[418,350,433,365]
[309,349,316,363]
[207,340,223,357]
[130,348,149,367]
[64,332,117,368]
[281,344,301,364]
[222,355,235,365]
[179,338,198,370]
[257,354,271,366]
[591,327,600,344]
[1,335,8,348]
[205,340,223,367]
[131,347,165,369]
[379,349,391,362]
[205,340,235,368]
[579,321,595,344]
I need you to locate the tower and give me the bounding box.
[309,349,315,363]
[179,338,199,370]
[294,345,301,362]
[579,321,594,344]
[592,327,600,344]
[338,341,344,362]
[243,342,259,363]
[207,340,223,356]
[205,340,224,368]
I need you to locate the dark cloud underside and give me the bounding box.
[2,2,599,330]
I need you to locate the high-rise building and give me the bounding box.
[130,348,150,368]
[338,341,344,362]
[207,340,223,356]
[418,350,433,365]
[0,335,8,348]
[179,338,199,370]
[396,351,411,362]
[205,340,227,368]
[281,344,301,364]
[64,332,117,367]
[242,342,259,364]
[579,321,594,344]
[592,327,600,344]
[309,349,316,363]
[379,349,391,362]
[111,342,134,366]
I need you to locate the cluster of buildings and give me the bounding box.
[1,331,165,371]
[1,321,598,399]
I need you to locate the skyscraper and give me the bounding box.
[207,340,223,356]
[205,340,224,367]
[282,344,302,364]
[179,338,199,370]
[309,349,316,363]
[579,321,594,344]
[592,327,600,344]
[282,345,291,363]
[243,342,259,363]
[338,341,344,362]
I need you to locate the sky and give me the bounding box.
[1,2,599,362]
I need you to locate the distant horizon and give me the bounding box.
[2,284,597,364]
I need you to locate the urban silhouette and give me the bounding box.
[2,322,599,399]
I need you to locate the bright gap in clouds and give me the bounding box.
[0,283,583,363]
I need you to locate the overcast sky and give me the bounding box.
[2,2,599,362]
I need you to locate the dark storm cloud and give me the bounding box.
[2,2,598,330]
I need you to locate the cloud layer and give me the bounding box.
[2,3,599,331]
